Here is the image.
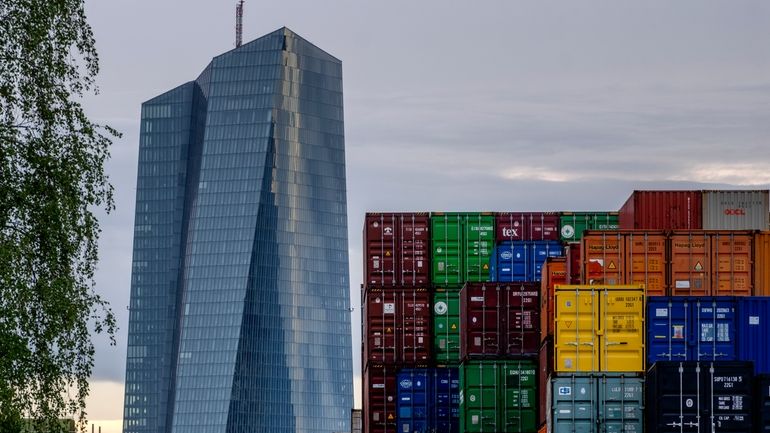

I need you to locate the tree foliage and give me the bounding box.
[1,1,118,431]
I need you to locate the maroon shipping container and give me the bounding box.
[503,282,540,357]
[364,213,430,288]
[364,213,397,288]
[460,283,540,360]
[363,365,397,433]
[619,190,702,230]
[496,212,560,241]
[538,337,554,429]
[363,288,431,367]
[566,242,581,284]
[398,213,430,286]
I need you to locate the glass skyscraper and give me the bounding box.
[122,28,352,433]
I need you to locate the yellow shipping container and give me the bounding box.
[554,285,645,373]
[756,232,770,296]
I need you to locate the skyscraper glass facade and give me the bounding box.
[123,28,352,433]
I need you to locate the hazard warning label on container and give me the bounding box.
[694,261,703,271]
[385,250,391,257]
[451,323,457,330]
[482,263,489,270]
[565,321,573,329]
[608,261,617,270]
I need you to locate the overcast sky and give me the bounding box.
[79,0,770,429]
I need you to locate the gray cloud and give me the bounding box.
[78,0,770,410]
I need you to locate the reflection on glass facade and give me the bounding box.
[123,28,352,433]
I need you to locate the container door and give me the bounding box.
[365,214,398,287]
[397,369,430,433]
[582,233,624,286]
[432,368,460,433]
[400,291,431,365]
[400,213,430,286]
[365,291,398,365]
[711,233,753,296]
[432,214,463,287]
[757,375,770,433]
[649,362,702,433]
[365,366,398,433]
[433,290,461,365]
[598,375,643,433]
[530,241,563,282]
[496,242,527,282]
[503,284,540,357]
[499,361,537,433]
[692,298,736,361]
[600,290,645,372]
[560,213,590,242]
[555,289,599,372]
[647,297,689,366]
[465,214,495,283]
[625,232,667,296]
[463,285,501,358]
[706,362,754,432]
[670,233,711,296]
[550,376,595,433]
[460,363,499,432]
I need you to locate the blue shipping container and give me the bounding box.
[646,297,737,366]
[494,241,562,282]
[397,368,459,433]
[737,297,770,374]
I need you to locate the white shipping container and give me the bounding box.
[703,190,769,230]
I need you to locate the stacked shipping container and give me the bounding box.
[362,189,770,433]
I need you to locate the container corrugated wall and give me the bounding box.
[364,288,431,367]
[755,232,770,296]
[559,212,618,242]
[757,375,770,433]
[364,366,398,433]
[703,190,769,230]
[396,368,460,433]
[433,290,461,365]
[540,258,566,343]
[619,190,702,230]
[736,297,770,375]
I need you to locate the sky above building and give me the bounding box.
[79,0,770,430]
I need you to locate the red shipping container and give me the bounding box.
[566,242,581,284]
[540,258,566,343]
[619,190,702,230]
[460,282,502,359]
[538,337,554,429]
[364,213,430,288]
[363,288,431,367]
[398,213,430,286]
[503,282,540,357]
[364,213,398,288]
[496,212,560,241]
[582,231,625,285]
[363,365,397,433]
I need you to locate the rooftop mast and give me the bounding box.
[235,0,244,47]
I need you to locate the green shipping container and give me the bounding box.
[559,212,619,242]
[433,289,461,365]
[464,214,495,283]
[459,360,537,433]
[432,213,464,286]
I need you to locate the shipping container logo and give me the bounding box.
[558,386,571,396]
[383,226,393,235]
[434,301,448,315]
[724,208,746,216]
[501,251,513,260]
[561,225,575,238]
[399,379,413,389]
[502,227,519,238]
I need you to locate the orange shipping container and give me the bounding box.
[755,232,770,296]
[540,257,567,343]
[669,231,754,296]
[581,231,667,296]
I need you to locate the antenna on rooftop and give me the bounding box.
[235,0,244,47]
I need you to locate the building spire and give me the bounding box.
[235,0,244,47]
